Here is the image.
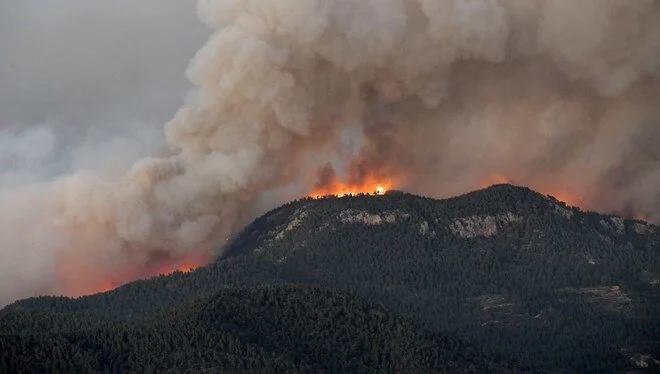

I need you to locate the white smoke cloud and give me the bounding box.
[1,0,659,305]
[0,0,209,303]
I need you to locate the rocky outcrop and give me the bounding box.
[633,221,655,235]
[468,294,514,311]
[552,203,574,219]
[339,210,409,225]
[559,285,632,313]
[274,209,308,240]
[449,212,521,238]
[600,216,625,235]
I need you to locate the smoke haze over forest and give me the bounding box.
[1,0,659,305]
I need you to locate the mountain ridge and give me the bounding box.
[3,184,659,372]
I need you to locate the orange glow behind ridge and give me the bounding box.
[478,173,584,207]
[59,254,207,298]
[151,259,203,277]
[547,189,583,207]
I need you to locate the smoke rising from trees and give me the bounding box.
[1,0,659,304]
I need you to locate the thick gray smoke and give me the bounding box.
[1,0,659,305]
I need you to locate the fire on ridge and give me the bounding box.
[308,162,394,199]
[66,172,634,297]
[309,178,391,199]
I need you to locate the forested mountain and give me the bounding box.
[1,285,523,373]
[3,184,659,373]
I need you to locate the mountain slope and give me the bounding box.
[0,285,523,373]
[4,184,660,372]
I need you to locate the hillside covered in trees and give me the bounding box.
[2,184,659,373]
[1,285,526,373]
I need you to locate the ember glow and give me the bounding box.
[58,255,206,297]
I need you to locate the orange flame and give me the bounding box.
[309,175,393,198]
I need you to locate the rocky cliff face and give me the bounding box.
[448,212,521,238]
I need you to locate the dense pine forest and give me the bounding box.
[2,184,659,373]
[1,285,526,373]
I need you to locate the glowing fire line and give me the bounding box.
[309,181,391,199]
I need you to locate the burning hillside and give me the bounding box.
[1,0,660,304]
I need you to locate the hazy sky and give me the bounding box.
[0,1,215,304]
[1,0,659,305]
[0,0,210,129]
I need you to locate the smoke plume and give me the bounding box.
[1,0,659,305]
